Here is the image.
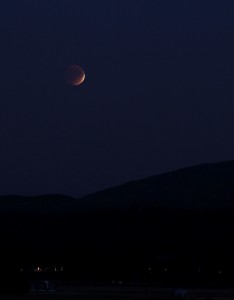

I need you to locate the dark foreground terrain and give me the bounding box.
[1,161,234,298]
[1,287,234,300]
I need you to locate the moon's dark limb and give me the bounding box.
[65,65,85,86]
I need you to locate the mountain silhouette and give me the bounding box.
[1,160,234,213]
[79,160,234,210]
[1,159,234,281]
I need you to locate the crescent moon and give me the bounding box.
[65,65,85,86]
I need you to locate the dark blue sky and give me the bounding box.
[0,0,234,197]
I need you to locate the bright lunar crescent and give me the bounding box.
[65,65,85,86]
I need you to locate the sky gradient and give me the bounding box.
[0,0,234,196]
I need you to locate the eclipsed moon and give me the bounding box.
[65,65,85,86]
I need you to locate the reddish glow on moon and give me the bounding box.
[65,65,85,86]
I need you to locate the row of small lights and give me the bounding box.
[147,267,225,275]
[20,266,64,272]
[19,265,225,275]
[34,266,64,272]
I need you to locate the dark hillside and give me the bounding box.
[1,160,234,284]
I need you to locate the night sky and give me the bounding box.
[0,0,234,197]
